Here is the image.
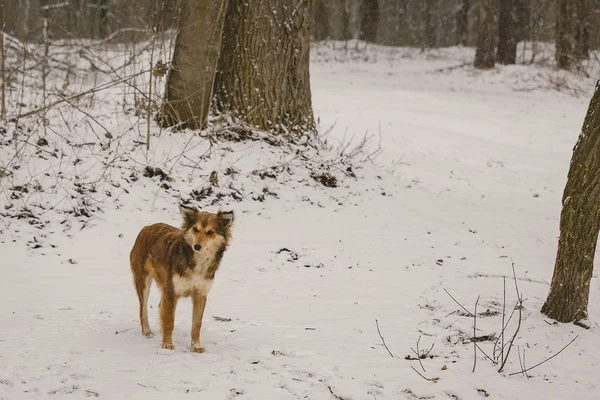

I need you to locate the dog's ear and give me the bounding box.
[180,204,197,229]
[217,210,234,228]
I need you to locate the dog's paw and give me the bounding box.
[143,331,155,338]
[161,342,175,350]
[191,344,206,353]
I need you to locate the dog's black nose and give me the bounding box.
[194,244,201,252]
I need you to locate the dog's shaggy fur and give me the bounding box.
[129,206,234,352]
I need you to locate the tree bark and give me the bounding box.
[474,0,496,69]
[456,0,471,46]
[213,0,315,136]
[497,0,518,64]
[541,81,600,323]
[159,0,229,130]
[556,0,575,69]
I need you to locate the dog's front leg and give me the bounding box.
[160,291,178,350]
[191,292,207,353]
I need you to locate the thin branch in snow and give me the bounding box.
[327,385,350,400]
[509,336,578,377]
[375,319,396,358]
[473,294,480,373]
[410,366,439,383]
[443,288,475,317]
[410,335,427,372]
[9,69,150,121]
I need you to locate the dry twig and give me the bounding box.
[375,319,395,358]
[509,336,578,377]
[473,295,480,373]
[410,366,439,383]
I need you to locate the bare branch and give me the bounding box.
[9,69,149,121]
[410,366,439,383]
[473,295,480,373]
[509,336,578,377]
[443,288,475,317]
[375,319,395,358]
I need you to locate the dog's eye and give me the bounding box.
[192,227,199,233]
[206,230,214,236]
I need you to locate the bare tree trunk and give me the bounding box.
[456,0,471,45]
[22,0,31,39]
[97,0,109,39]
[423,0,436,48]
[159,0,229,130]
[376,0,404,46]
[347,0,362,39]
[360,0,379,42]
[541,81,600,323]
[574,0,590,59]
[313,0,330,40]
[497,0,518,64]
[556,0,575,69]
[328,0,349,40]
[0,2,5,122]
[213,0,315,136]
[474,0,496,69]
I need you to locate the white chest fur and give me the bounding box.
[172,251,215,297]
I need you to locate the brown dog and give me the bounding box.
[129,205,234,352]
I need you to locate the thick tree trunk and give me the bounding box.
[541,81,600,323]
[556,0,575,69]
[474,0,496,69]
[213,0,315,136]
[456,0,471,46]
[497,0,518,64]
[159,0,228,130]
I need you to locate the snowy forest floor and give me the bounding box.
[1,40,600,399]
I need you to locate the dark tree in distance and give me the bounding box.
[474,0,496,69]
[456,0,471,46]
[423,0,436,48]
[359,0,379,42]
[497,0,518,64]
[575,0,591,59]
[556,0,575,69]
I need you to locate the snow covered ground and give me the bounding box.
[1,41,599,399]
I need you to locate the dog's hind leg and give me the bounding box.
[139,273,154,337]
[132,260,155,338]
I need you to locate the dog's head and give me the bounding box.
[180,205,234,254]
